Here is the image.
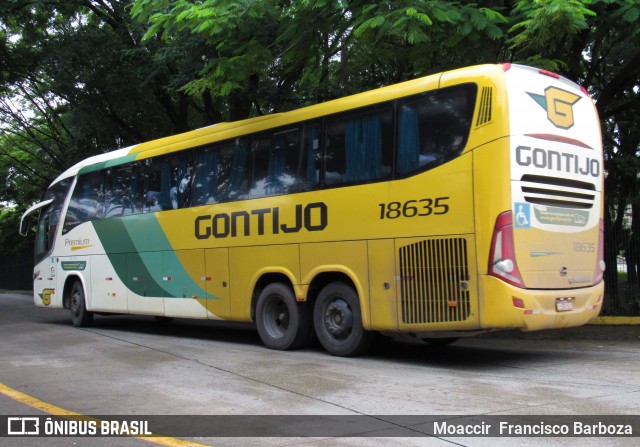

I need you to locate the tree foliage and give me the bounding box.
[1,0,640,311]
[0,0,214,206]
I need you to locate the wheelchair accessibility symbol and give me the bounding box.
[514,203,530,228]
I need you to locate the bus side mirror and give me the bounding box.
[19,199,53,236]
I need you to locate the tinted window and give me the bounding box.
[215,138,250,202]
[251,128,304,198]
[193,146,220,206]
[55,84,477,233]
[324,105,393,185]
[301,123,321,189]
[62,171,104,234]
[35,179,71,262]
[104,163,144,217]
[191,138,250,204]
[143,151,193,212]
[396,84,476,176]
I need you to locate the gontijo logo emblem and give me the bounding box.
[527,86,581,129]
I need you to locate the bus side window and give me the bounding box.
[325,106,393,185]
[35,211,51,258]
[250,128,300,198]
[250,134,272,198]
[217,138,250,201]
[171,151,193,210]
[300,123,320,191]
[396,85,476,176]
[143,151,193,211]
[104,162,144,217]
[193,146,220,206]
[143,157,166,212]
[62,171,104,233]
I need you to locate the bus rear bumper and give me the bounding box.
[479,276,604,332]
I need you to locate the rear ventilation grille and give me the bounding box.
[398,238,471,324]
[520,174,596,209]
[476,87,493,126]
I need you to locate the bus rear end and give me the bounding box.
[480,64,604,331]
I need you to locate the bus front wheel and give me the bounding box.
[256,283,312,350]
[314,282,374,357]
[69,281,93,328]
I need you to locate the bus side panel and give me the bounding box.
[472,139,511,278]
[300,241,370,329]
[367,239,398,331]
[90,254,128,312]
[163,249,208,319]
[228,244,301,322]
[33,256,59,308]
[203,248,231,320]
[127,252,165,316]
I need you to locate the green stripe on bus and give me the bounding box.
[92,216,215,299]
[78,154,139,175]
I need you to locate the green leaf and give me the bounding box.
[354,15,385,36]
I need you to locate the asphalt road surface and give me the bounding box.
[1,292,638,447]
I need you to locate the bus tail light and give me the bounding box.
[592,219,605,284]
[489,211,525,288]
[538,69,560,79]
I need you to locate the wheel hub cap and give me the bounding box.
[324,300,353,339]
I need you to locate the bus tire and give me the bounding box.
[314,282,374,357]
[69,281,93,328]
[256,283,312,351]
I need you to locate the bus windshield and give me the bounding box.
[33,179,72,264]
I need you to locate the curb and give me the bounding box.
[589,316,640,325]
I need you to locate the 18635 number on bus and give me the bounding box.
[378,197,450,220]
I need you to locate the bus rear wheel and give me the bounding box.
[314,282,374,357]
[69,281,93,327]
[256,283,312,350]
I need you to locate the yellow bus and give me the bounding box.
[20,64,604,356]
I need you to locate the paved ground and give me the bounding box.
[0,292,638,447]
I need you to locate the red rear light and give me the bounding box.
[592,219,605,284]
[500,63,512,72]
[488,211,525,288]
[539,69,560,79]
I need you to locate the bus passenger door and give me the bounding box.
[204,248,231,320]
[32,202,60,308]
